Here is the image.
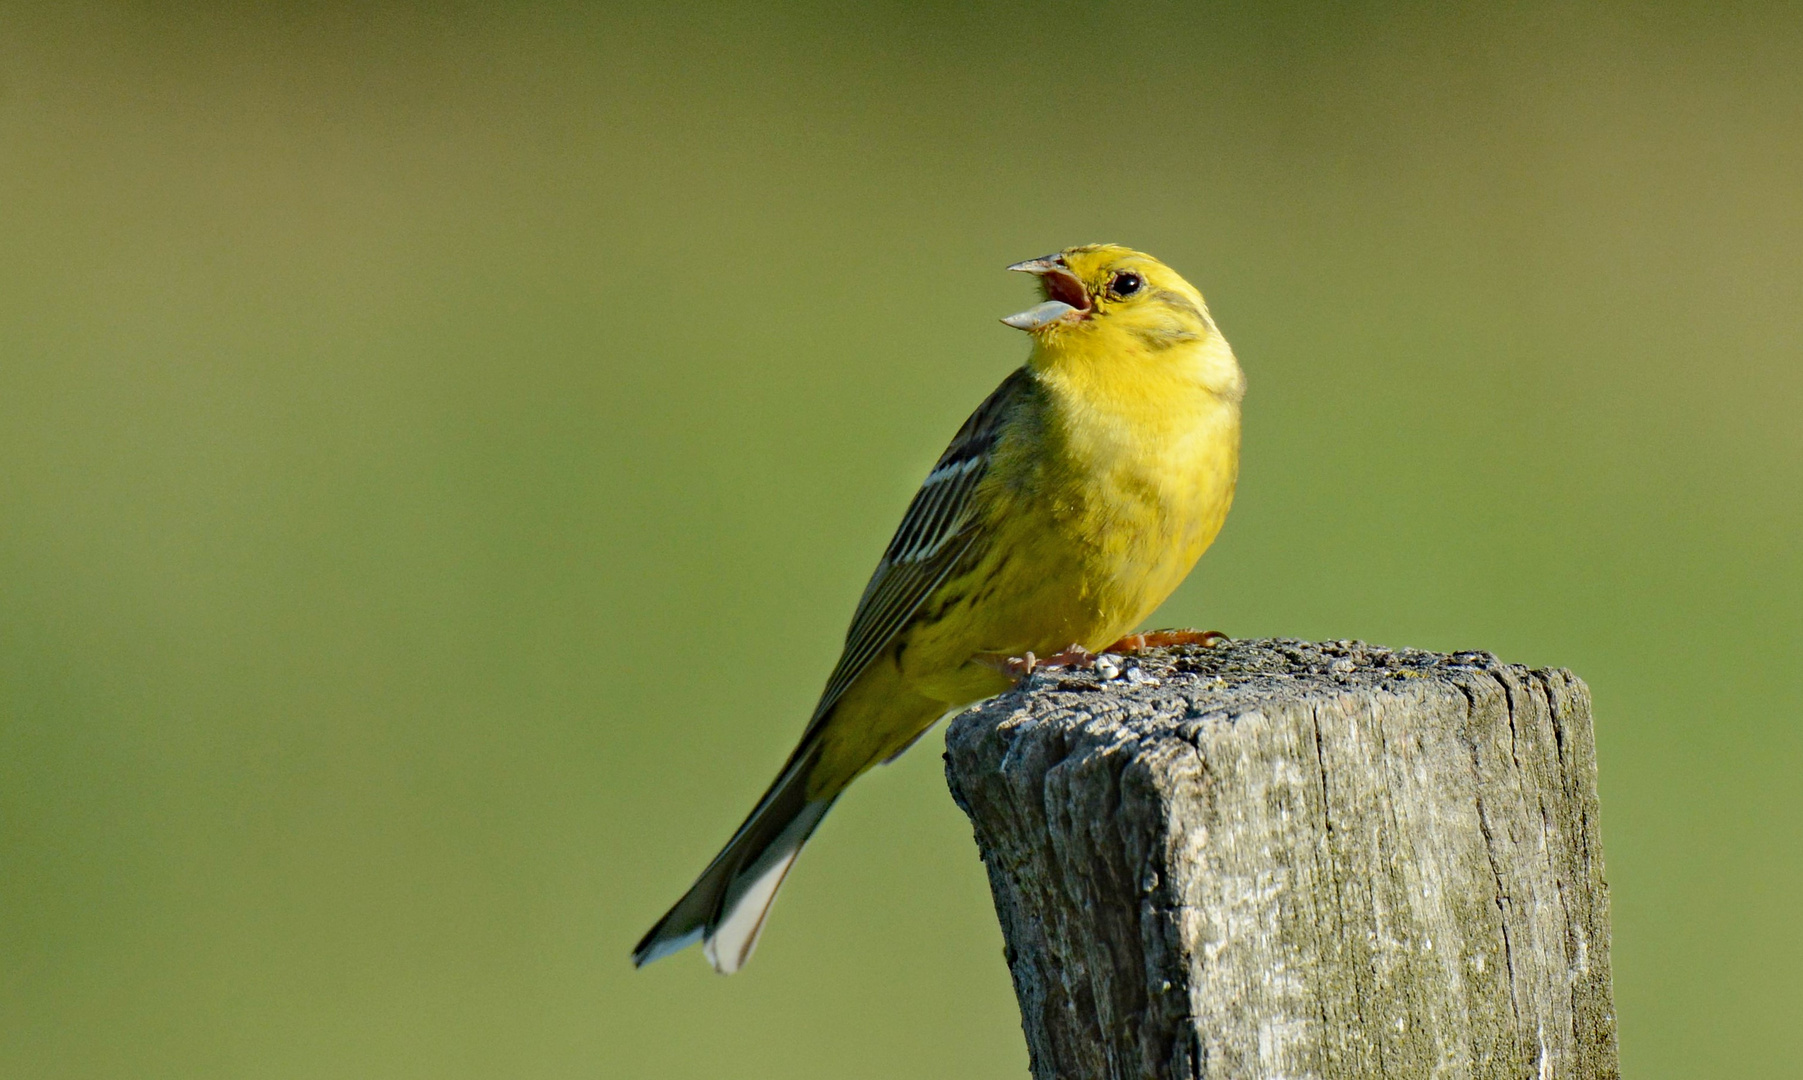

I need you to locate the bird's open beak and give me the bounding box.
[1002,255,1091,331]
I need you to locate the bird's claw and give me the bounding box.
[980,633,1224,683]
[979,643,1101,681]
[1039,644,1099,669]
[1106,629,1229,653]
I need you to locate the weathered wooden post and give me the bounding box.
[943,638,1617,1079]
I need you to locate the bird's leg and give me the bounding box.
[1106,629,1229,653]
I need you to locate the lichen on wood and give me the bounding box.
[943,638,1617,1080]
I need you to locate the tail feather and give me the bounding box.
[702,800,828,973]
[632,754,835,973]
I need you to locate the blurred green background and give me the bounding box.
[2,2,1798,1076]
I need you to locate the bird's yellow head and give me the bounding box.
[1003,244,1242,400]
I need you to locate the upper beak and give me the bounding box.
[1005,255,1066,276]
[1002,254,1091,331]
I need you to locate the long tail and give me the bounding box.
[632,749,836,974]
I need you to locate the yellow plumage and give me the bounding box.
[634,244,1244,973]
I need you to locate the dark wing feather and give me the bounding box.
[806,367,1030,724]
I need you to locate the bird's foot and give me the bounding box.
[976,651,1039,679]
[1106,628,1229,653]
[1038,644,1100,669]
[978,643,1101,681]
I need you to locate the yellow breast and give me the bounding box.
[1033,344,1241,635]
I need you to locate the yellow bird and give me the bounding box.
[633,244,1244,973]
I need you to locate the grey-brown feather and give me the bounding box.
[805,367,1030,726]
[630,366,1033,970]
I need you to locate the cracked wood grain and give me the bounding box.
[943,639,1617,1080]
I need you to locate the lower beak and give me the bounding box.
[1002,300,1082,330]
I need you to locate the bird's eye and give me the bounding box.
[1109,272,1143,298]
